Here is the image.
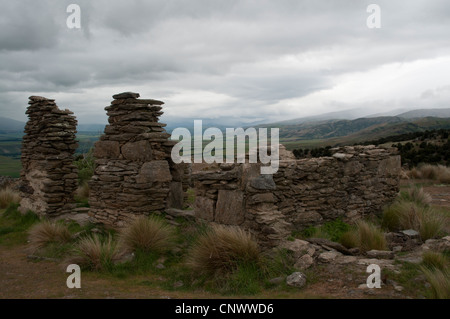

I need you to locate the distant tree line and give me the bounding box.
[292,129,450,166]
[293,146,333,159]
[392,140,450,168]
[360,129,450,146]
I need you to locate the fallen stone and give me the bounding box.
[294,254,314,270]
[286,272,307,288]
[305,238,352,255]
[401,229,420,238]
[318,251,342,263]
[366,250,395,259]
[113,92,140,99]
[165,208,195,219]
[268,277,284,285]
[249,175,276,190]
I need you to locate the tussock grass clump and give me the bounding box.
[119,215,175,254]
[340,221,387,251]
[399,186,432,206]
[28,221,72,251]
[420,267,450,299]
[339,229,360,249]
[382,200,445,240]
[422,251,448,271]
[187,225,260,277]
[0,187,21,209]
[357,220,388,252]
[67,234,123,271]
[408,164,450,184]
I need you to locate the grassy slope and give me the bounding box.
[0,155,21,178]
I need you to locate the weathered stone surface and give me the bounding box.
[93,140,120,159]
[215,190,245,225]
[250,175,276,190]
[294,254,314,270]
[136,161,172,183]
[286,272,307,288]
[89,93,188,226]
[366,250,395,259]
[318,251,342,263]
[167,182,184,209]
[20,96,78,217]
[194,196,215,221]
[113,92,140,99]
[121,140,153,161]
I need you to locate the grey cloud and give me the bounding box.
[0,0,450,124]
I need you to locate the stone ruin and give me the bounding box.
[19,96,78,217]
[192,145,401,247]
[17,92,402,248]
[88,92,188,227]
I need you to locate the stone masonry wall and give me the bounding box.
[193,145,401,247]
[20,96,78,217]
[89,92,187,227]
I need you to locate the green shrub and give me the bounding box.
[74,149,95,185]
[300,219,351,242]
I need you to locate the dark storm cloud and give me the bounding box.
[0,0,449,124]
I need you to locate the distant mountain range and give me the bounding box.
[1,108,450,148]
[0,117,26,133]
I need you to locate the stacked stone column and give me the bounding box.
[89,92,185,227]
[20,96,78,217]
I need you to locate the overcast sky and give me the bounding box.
[1,0,449,125]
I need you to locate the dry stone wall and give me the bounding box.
[89,92,187,227]
[193,145,401,247]
[20,96,78,217]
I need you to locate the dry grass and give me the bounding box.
[187,225,260,277]
[66,234,123,271]
[28,220,72,251]
[340,221,387,252]
[382,200,445,240]
[422,251,448,271]
[119,215,175,254]
[420,267,450,299]
[408,164,450,184]
[400,186,432,206]
[357,220,388,252]
[76,182,89,199]
[0,187,21,209]
[339,229,360,249]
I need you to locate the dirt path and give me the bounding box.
[0,244,406,299]
[0,245,224,299]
